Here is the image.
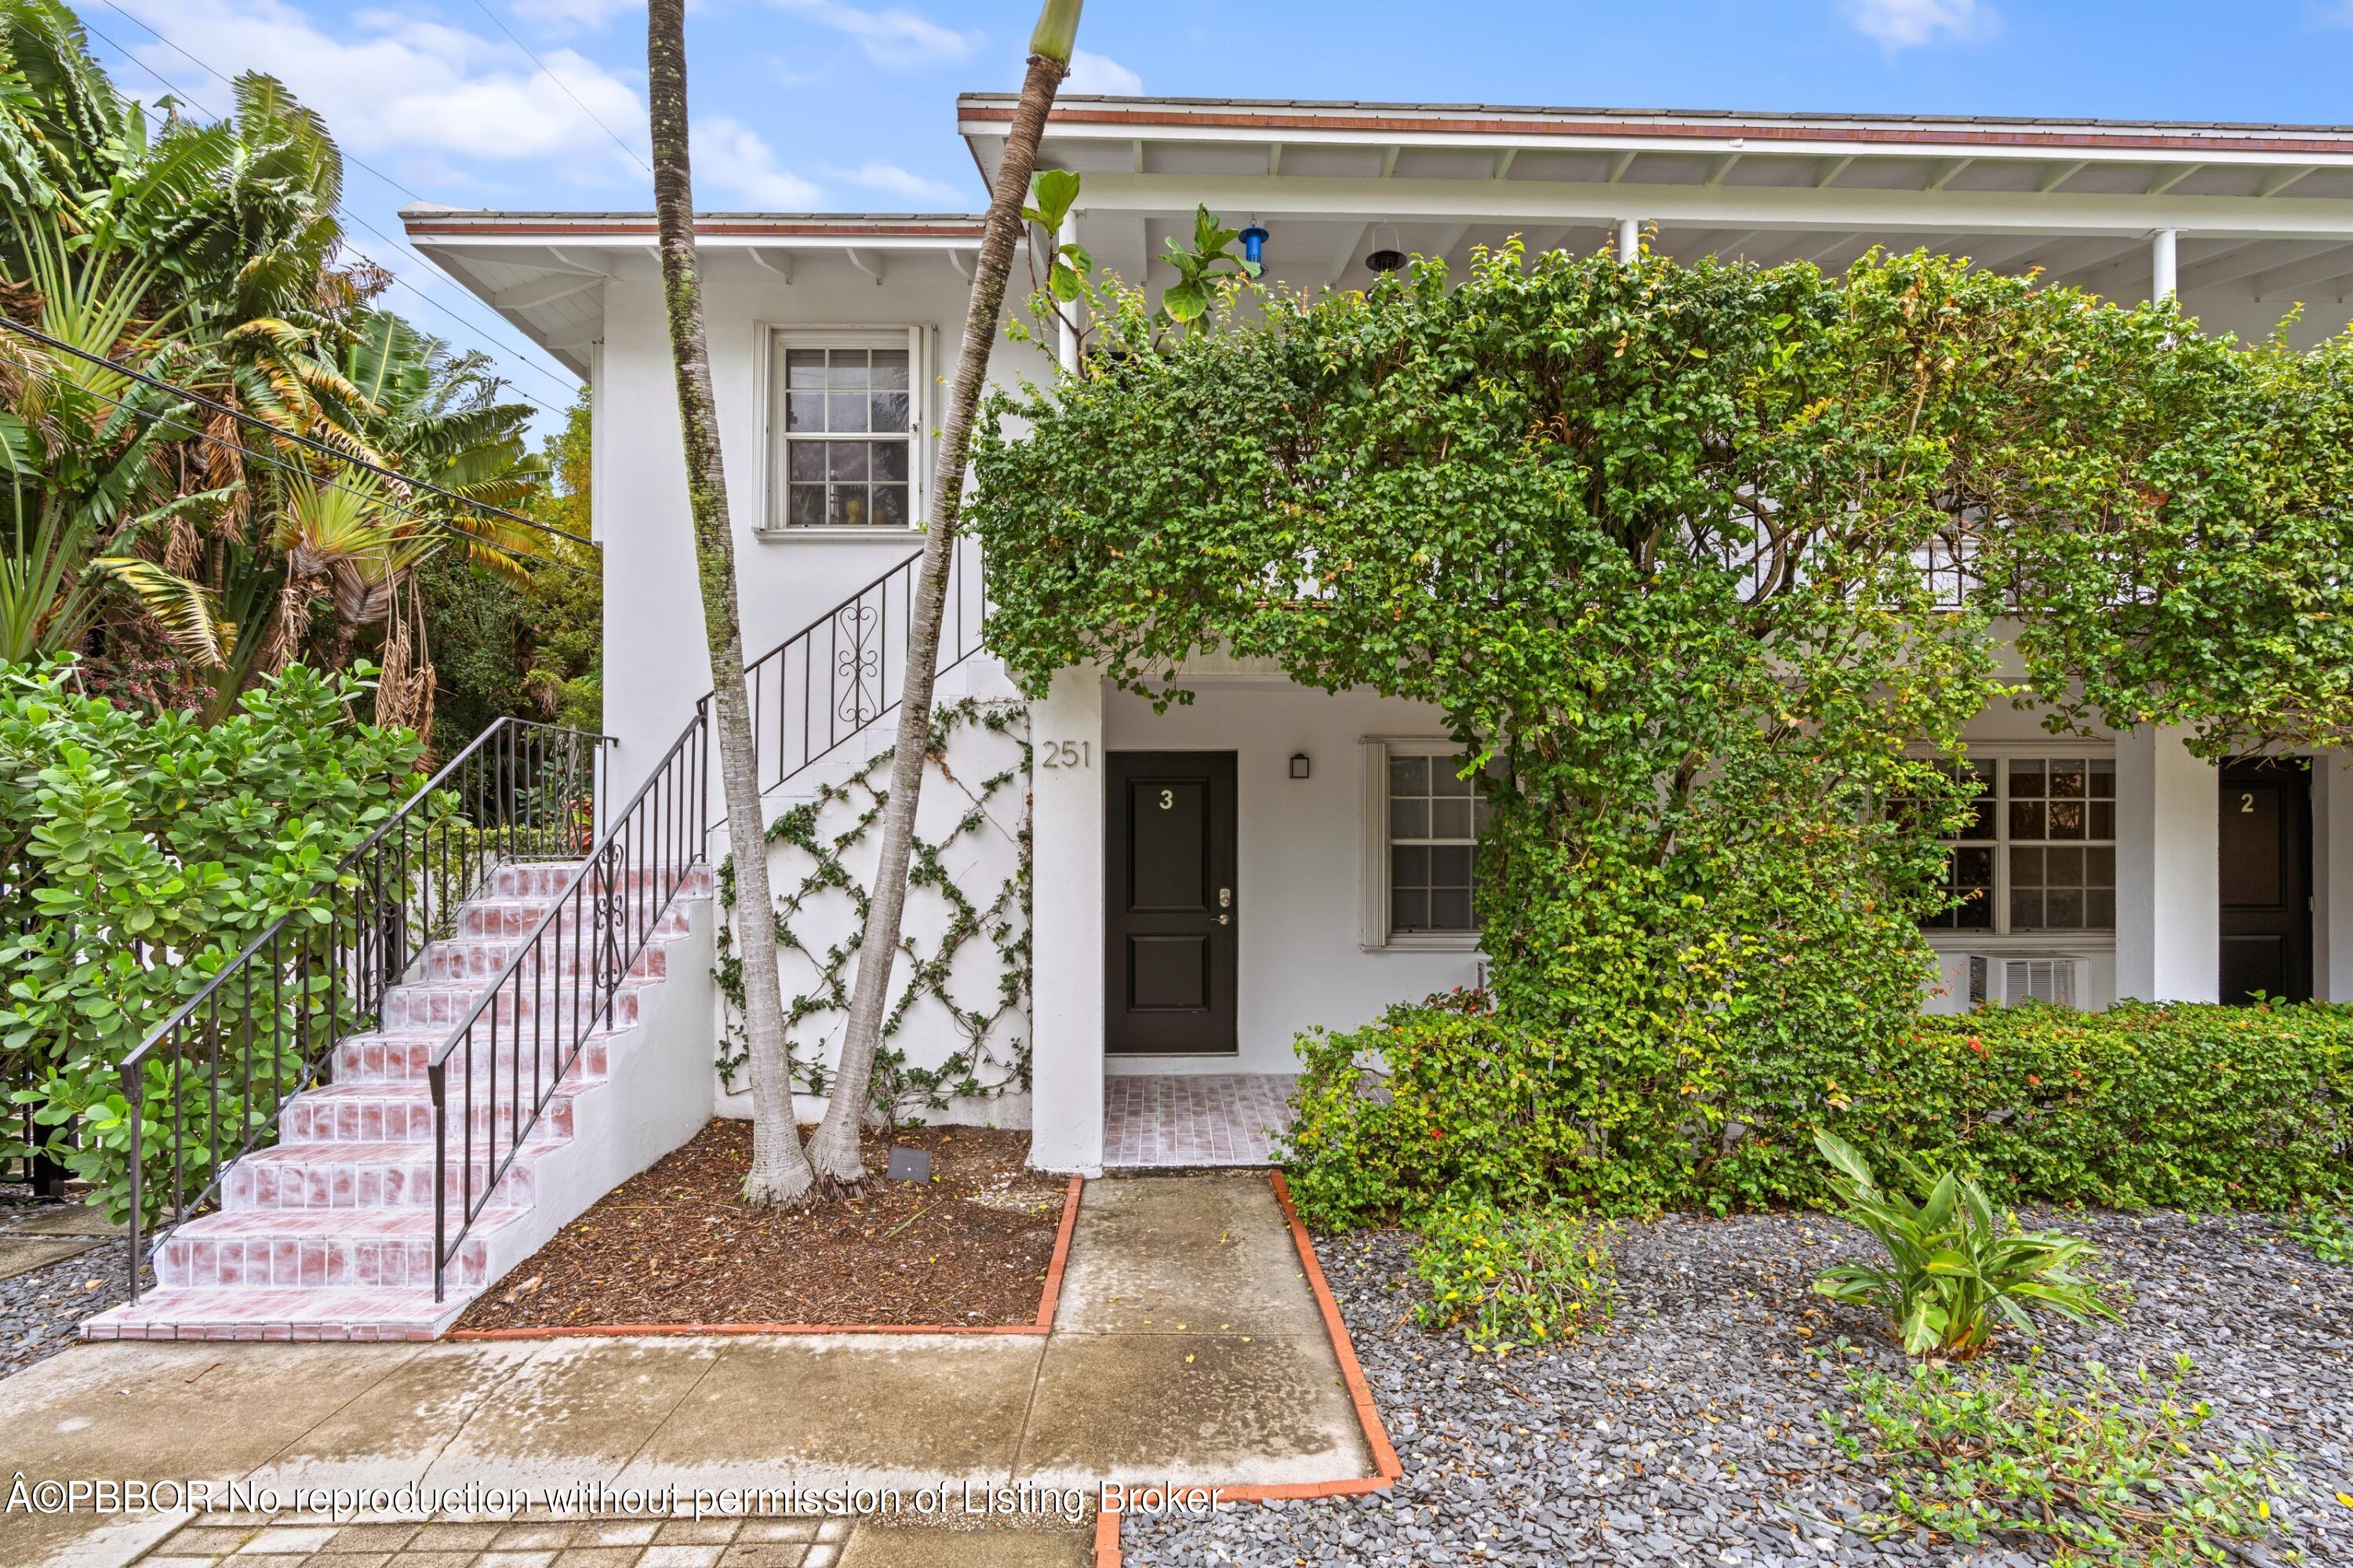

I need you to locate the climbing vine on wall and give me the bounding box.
[713,698,1031,1126]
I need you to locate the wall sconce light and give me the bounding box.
[1289,752,1311,780]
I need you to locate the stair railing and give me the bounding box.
[735,532,986,806]
[425,533,990,1298]
[427,705,707,1300]
[119,718,610,1302]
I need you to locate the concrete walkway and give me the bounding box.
[0,1174,1371,1568]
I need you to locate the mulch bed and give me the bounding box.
[453,1119,1067,1333]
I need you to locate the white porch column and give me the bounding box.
[2314,753,2353,1000]
[1027,665,1104,1172]
[1616,217,1639,265]
[2114,725,2219,1002]
[1058,211,1081,375]
[2151,227,2179,300]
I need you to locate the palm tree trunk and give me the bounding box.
[646,0,815,1206]
[803,9,1080,1195]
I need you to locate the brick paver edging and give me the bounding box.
[1093,1170,1405,1567]
[445,1172,1085,1340]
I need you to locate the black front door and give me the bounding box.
[1105,751,1238,1055]
[2219,757,2313,1005]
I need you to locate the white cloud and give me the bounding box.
[1843,0,1995,49]
[511,0,640,29]
[110,0,649,169]
[695,117,824,209]
[768,0,979,68]
[837,161,968,205]
[1064,49,1140,96]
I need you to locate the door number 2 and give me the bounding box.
[1039,740,1090,769]
[2241,792,2256,813]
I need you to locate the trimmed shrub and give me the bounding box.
[1281,999,2351,1228]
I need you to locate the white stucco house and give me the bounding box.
[402,93,2353,1177]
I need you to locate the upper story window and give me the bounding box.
[1362,740,1489,949]
[1915,754,2115,935]
[764,328,923,531]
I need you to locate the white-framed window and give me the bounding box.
[761,326,925,533]
[1915,752,2116,935]
[1362,740,1489,950]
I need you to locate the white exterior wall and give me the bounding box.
[591,249,1054,1131]
[2317,751,2353,1002]
[1100,676,1486,1071]
[2114,724,2222,1003]
[593,252,1051,792]
[1028,666,1105,1172]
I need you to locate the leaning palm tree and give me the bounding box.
[645,0,817,1205]
[803,0,1084,1195]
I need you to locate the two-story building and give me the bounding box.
[405,93,2353,1175]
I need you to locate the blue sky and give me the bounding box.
[80,0,2353,431]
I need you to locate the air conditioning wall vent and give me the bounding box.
[1966,953,2083,1009]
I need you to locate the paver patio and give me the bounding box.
[1100,1075,1297,1169]
[0,1173,1373,1568]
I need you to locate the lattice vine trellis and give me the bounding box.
[713,698,1032,1126]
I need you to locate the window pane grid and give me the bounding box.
[775,342,914,529]
[1918,755,2115,937]
[1388,751,1487,935]
[2007,757,2115,932]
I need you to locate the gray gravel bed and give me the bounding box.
[0,1237,146,1378]
[1126,1209,2351,1566]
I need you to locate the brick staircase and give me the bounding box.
[84,860,711,1343]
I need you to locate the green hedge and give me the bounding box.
[1279,1000,2351,1228]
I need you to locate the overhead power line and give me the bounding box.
[83,1,589,410]
[0,314,595,548]
[467,0,653,176]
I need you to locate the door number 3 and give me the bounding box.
[1158,788,1174,810]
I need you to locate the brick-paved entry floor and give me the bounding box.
[1101,1074,1297,1168]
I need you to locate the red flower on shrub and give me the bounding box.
[1966,1035,1986,1056]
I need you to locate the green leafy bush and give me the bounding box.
[1409,1200,1617,1356]
[1822,1353,2297,1564]
[1279,999,2352,1229]
[0,658,426,1213]
[1811,1130,2117,1357]
[2291,1205,2353,1266]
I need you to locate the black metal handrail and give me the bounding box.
[120,717,610,1301]
[735,533,987,806]
[427,707,707,1298]
[423,533,991,1297]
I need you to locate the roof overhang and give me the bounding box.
[954,94,2353,329]
[398,209,985,377]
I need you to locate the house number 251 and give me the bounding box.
[1039,740,1091,769]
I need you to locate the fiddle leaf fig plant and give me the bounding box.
[1160,204,1258,322]
[1812,1130,2120,1359]
[1021,169,1090,303]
